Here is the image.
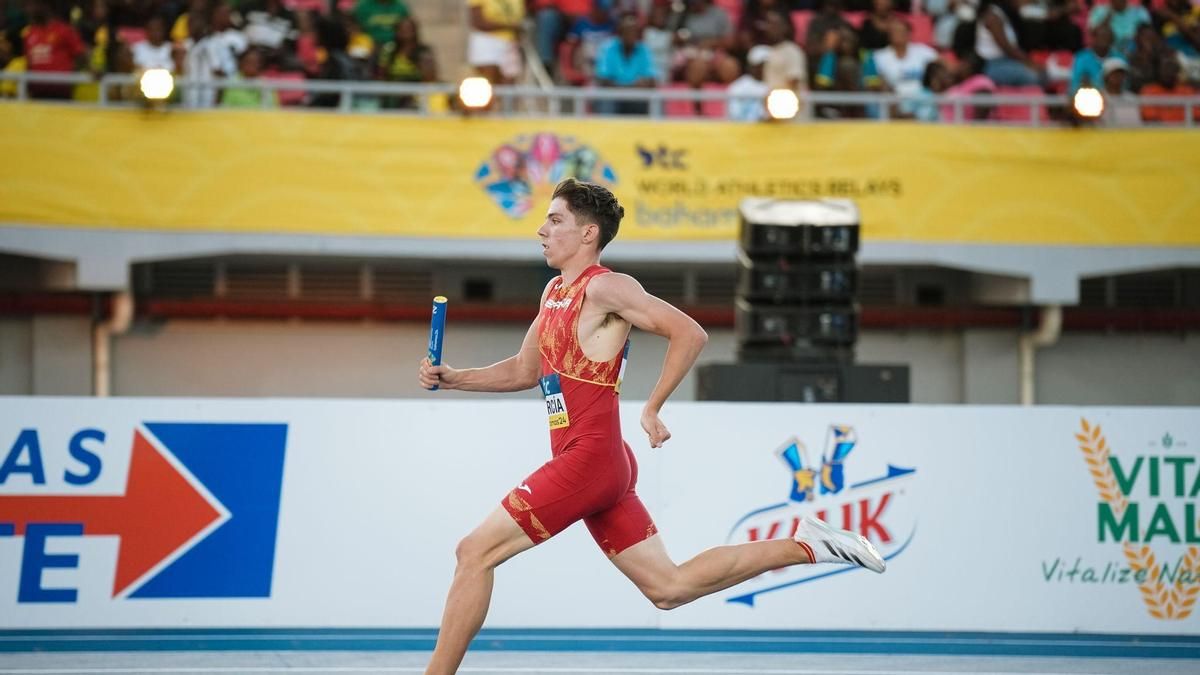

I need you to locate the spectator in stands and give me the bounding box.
[925,0,967,50]
[815,25,881,117]
[1140,53,1199,123]
[1155,0,1200,58]
[1099,57,1140,126]
[675,0,739,111]
[1127,23,1169,91]
[594,11,657,114]
[353,0,409,47]
[533,0,590,74]
[309,15,369,106]
[211,2,248,59]
[910,59,950,121]
[467,0,525,84]
[0,28,25,98]
[858,0,899,51]
[23,0,86,99]
[243,0,296,55]
[975,0,1042,87]
[132,15,175,71]
[874,17,937,100]
[736,0,792,57]
[221,46,277,107]
[806,0,851,64]
[761,9,805,91]
[171,0,211,44]
[376,16,436,108]
[1069,23,1115,95]
[294,9,320,75]
[180,11,234,107]
[1021,0,1082,53]
[564,1,615,83]
[1088,0,1150,58]
[728,43,769,120]
[642,0,673,83]
[342,13,375,61]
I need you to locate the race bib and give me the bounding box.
[540,373,570,430]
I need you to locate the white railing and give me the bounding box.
[2,71,1197,127]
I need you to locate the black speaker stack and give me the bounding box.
[697,199,910,403]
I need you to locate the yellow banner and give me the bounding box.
[1,104,1198,246]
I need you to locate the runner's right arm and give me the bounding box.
[417,280,553,392]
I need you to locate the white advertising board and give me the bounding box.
[0,398,1196,634]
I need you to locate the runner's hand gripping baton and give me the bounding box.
[427,296,447,391]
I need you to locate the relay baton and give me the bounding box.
[427,296,447,391]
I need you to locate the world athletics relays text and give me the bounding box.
[1042,556,1200,585]
[635,178,904,199]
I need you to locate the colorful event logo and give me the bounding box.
[474,132,618,218]
[724,425,916,607]
[1071,419,1200,620]
[0,423,287,602]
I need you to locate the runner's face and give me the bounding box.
[537,198,589,269]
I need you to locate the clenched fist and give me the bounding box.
[418,357,459,391]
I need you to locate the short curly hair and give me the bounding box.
[551,178,625,251]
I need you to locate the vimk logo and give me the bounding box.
[723,425,916,607]
[0,423,287,602]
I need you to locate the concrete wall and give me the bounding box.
[0,317,92,396]
[3,316,1195,405]
[80,319,1200,406]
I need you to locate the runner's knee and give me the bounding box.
[640,579,688,611]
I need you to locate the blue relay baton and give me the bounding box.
[427,296,447,391]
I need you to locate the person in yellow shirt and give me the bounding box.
[0,31,26,98]
[467,0,524,84]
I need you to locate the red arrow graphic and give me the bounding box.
[0,429,223,597]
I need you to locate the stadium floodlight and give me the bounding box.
[766,88,800,121]
[140,68,174,101]
[1073,86,1104,120]
[458,77,493,110]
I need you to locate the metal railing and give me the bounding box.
[2,71,1198,127]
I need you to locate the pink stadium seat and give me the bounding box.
[263,70,308,106]
[284,0,326,11]
[844,11,866,28]
[663,83,727,118]
[791,11,814,48]
[993,85,1050,123]
[702,82,727,118]
[117,27,147,45]
[909,12,933,46]
[664,83,697,117]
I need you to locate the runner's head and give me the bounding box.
[539,179,624,267]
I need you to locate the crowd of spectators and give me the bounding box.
[0,0,438,107]
[1,0,1197,122]
[522,0,1200,122]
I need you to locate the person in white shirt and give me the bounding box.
[1099,57,1140,127]
[874,18,938,115]
[728,44,770,121]
[132,15,174,72]
[182,13,242,108]
[761,10,806,92]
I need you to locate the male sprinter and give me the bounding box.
[417,179,884,674]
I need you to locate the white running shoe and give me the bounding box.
[793,515,886,574]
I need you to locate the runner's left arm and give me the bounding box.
[587,273,708,448]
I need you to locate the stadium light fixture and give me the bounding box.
[766,88,800,121]
[1073,86,1104,120]
[140,68,174,101]
[459,77,493,110]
